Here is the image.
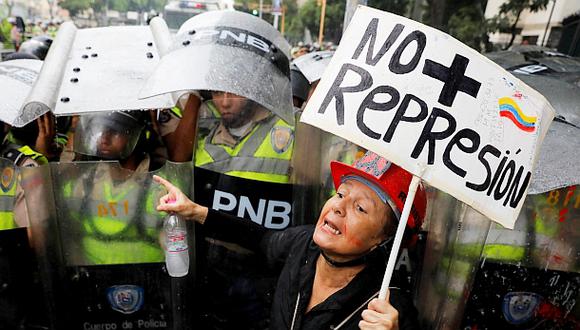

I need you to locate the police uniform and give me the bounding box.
[0,136,48,230]
[1,137,48,167]
[195,104,294,183]
[68,111,165,265]
[31,111,193,327]
[141,10,297,328]
[0,163,18,230]
[63,155,163,265]
[190,101,294,329]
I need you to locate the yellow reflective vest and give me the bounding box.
[195,114,294,184]
[63,164,164,265]
[0,166,17,230]
[0,144,46,230]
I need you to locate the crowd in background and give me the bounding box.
[0,16,59,52]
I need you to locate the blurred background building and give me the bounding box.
[486,0,580,55]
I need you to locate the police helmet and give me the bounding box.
[74,111,146,160]
[290,64,310,107]
[3,52,39,61]
[141,11,295,124]
[18,36,52,60]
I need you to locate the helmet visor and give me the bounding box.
[74,112,144,160]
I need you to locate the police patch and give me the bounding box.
[502,291,542,325]
[106,285,144,315]
[270,126,293,154]
[0,167,15,193]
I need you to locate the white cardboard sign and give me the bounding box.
[301,6,555,228]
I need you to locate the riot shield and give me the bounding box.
[416,185,580,329]
[415,188,491,329]
[292,118,362,225]
[292,50,334,84]
[291,121,363,226]
[23,161,194,330]
[461,186,580,329]
[0,157,47,328]
[290,111,323,226]
[192,99,294,329]
[141,10,295,125]
[0,59,43,127]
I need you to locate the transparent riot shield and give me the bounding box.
[192,99,294,329]
[141,10,295,125]
[0,157,48,329]
[291,111,323,226]
[23,161,194,330]
[416,185,580,329]
[415,188,491,329]
[291,116,363,226]
[461,186,580,329]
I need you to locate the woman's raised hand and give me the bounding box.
[153,175,208,224]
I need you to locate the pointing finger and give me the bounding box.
[153,175,176,191]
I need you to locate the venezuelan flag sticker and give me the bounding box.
[498,97,537,133]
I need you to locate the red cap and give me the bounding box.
[330,151,426,229]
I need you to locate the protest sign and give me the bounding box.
[301,6,555,229]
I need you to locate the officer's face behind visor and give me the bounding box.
[210,91,260,129]
[74,113,144,160]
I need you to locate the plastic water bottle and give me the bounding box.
[163,213,189,277]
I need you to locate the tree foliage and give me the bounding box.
[447,2,489,51]
[110,0,130,12]
[60,0,166,18]
[421,0,490,52]
[126,0,166,12]
[562,11,580,26]
[285,0,344,45]
[490,0,550,48]
[59,0,97,17]
[285,0,409,45]
[367,0,409,17]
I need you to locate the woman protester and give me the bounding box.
[154,151,426,330]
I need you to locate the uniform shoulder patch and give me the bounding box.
[270,126,293,154]
[0,166,15,193]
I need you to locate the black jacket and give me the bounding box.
[204,209,420,330]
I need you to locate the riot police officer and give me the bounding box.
[70,111,164,265]
[74,111,156,170]
[0,55,56,230]
[143,10,296,328]
[291,50,334,109]
[39,111,164,272]
[193,92,294,184]
[290,64,310,109]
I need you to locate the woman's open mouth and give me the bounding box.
[323,219,342,235]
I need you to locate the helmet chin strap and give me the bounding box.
[320,237,393,268]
